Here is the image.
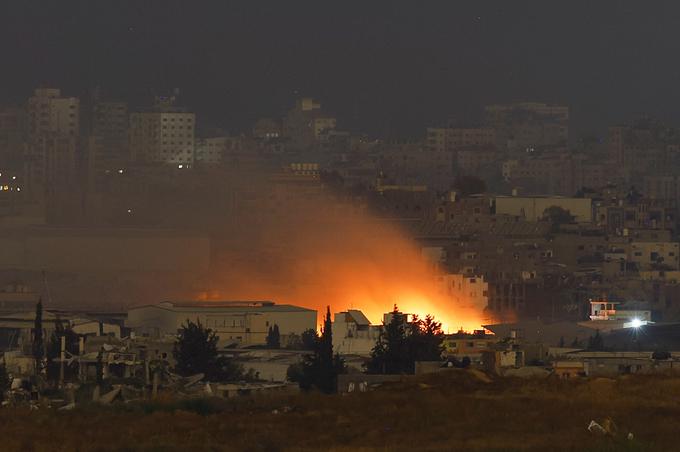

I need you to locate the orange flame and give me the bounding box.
[207,198,490,332]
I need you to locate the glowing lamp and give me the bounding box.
[631,318,642,328]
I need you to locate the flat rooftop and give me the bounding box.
[131,300,316,313]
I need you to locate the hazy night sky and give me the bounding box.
[2,1,680,138]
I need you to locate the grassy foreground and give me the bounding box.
[1,370,679,451]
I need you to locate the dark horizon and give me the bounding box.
[3,1,680,138]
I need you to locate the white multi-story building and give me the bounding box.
[27,88,79,137]
[130,95,195,166]
[332,310,380,356]
[130,111,195,165]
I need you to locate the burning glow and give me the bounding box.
[206,190,492,333]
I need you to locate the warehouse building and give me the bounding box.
[126,300,316,347]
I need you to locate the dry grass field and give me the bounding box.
[1,370,679,451]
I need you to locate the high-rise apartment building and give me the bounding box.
[129,94,195,165]
[27,88,79,137]
[82,91,130,191]
[25,88,80,198]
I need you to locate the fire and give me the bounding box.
[388,293,484,333]
[208,198,490,333]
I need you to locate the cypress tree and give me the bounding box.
[33,299,45,376]
[367,305,408,374]
[318,306,335,393]
[291,306,344,393]
[273,324,280,347]
[266,324,281,348]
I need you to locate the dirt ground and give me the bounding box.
[0,370,678,451]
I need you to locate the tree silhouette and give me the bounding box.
[173,319,242,380]
[266,324,281,349]
[367,305,409,374]
[32,299,45,377]
[289,307,345,393]
[413,314,444,362]
[543,206,574,227]
[368,307,444,374]
[301,329,317,350]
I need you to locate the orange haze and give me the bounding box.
[206,187,490,332]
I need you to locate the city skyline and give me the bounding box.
[3,4,680,449]
[4,2,680,138]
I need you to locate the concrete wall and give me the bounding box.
[334,335,377,356]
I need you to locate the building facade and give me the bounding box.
[333,310,380,355]
[27,88,79,137]
[129,95,195,165]
[127,301,317,347]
